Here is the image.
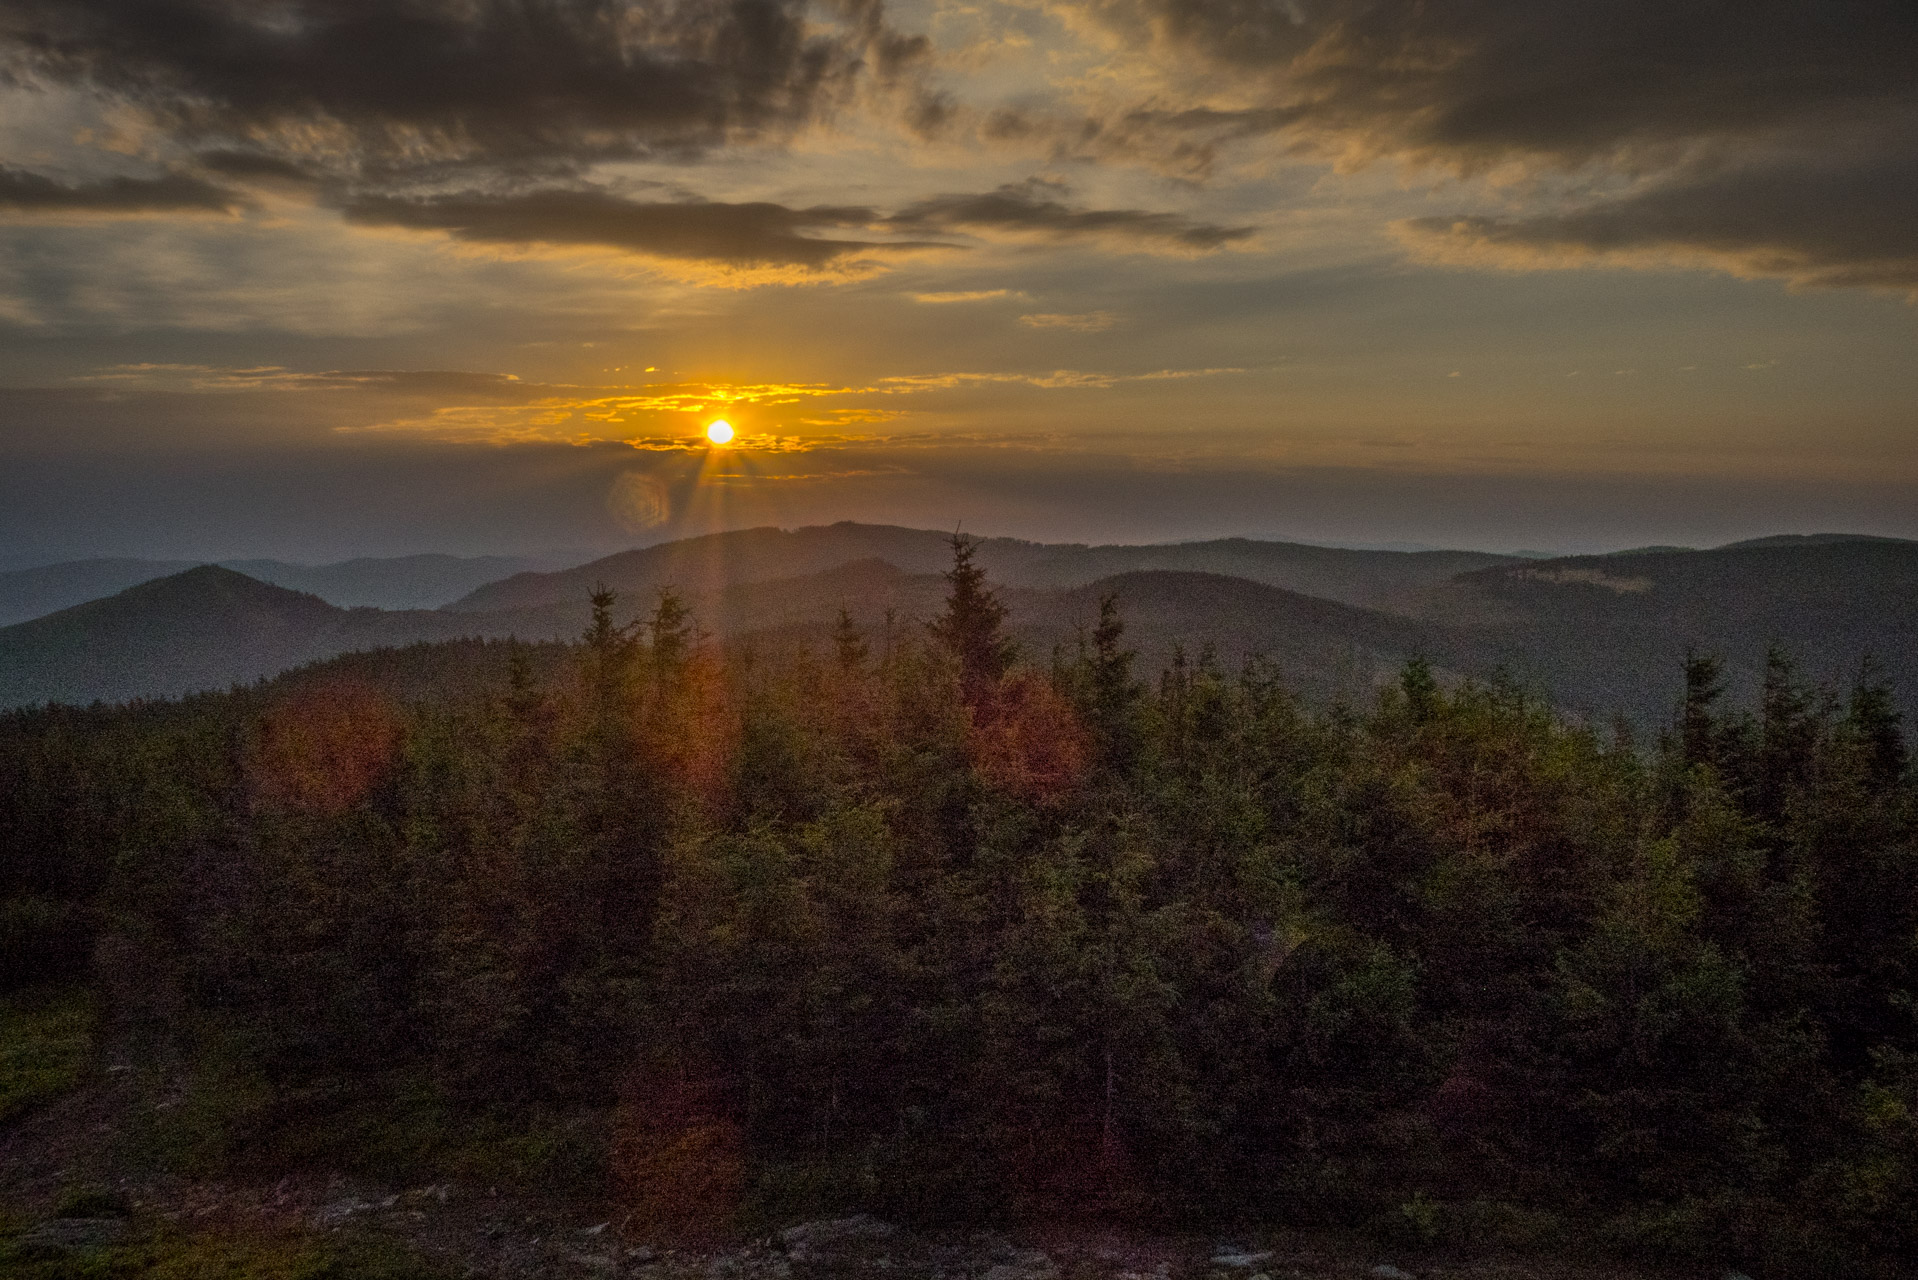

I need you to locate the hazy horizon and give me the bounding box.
[3,508,1914,578]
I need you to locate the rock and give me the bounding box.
[1211,1253,1273,1269]
[780,1215,898,1262]
[316,1198,375,1227]
[21,1218,128,1251]
[981,1252,1056,1280]
[781,1215,897,1248]
[1370,1266,1416,1280]
[968,1229,1016,1260]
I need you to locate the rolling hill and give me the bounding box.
[3,530,1911,722]
[1421,537,1918,723]
[0,552,571,627]
[445,523,1516,615]
[0,558,1435,710]
[221,553,563,609]
[0,557,199,627]
[0,567,531,708]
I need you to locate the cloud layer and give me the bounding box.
[0,165,240,214]
[1399,143,1918,294]
[5,0,1910,290]
[1052,0,1918,291]
[342,189,899,271]
[0,0,922,168]
[888,181,1253,251]
[338,181,1250,274]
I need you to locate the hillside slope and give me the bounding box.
[0,567,529,708]
[0,552,571,628]
[445,523,1514,615]
[1423,538,1918,722]
[7,537,1912,721]
[700,561,1433,698]
[0,558,198,627]
[221,553,560,609]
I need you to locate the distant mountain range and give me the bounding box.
[0,552,568,626]
[446,522,1515,615]
[1,525,1911,724]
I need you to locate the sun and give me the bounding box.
[705,419,735,445]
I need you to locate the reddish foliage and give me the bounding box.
[1428,1065,1496,1142]
[250,677,402,815]
[967,672,1091,804]
[1009,1114,1151,1223]
[610,1072,745,1243]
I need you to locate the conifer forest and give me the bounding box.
[3,540,1915,1277]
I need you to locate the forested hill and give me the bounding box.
[3,543,1915,1276]
[0,562,1431,711]
[2,530,1911,723]
[444,523,1515,614]
[0,566,512,707]
[0,552,563,626]
[1421,536,1918,723]
[0,556,198,627]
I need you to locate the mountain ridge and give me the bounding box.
[444,521,1518,614]
[4,532,1912,723]
[0,551,572,626]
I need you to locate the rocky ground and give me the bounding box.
[1,1072,1701,1280]
[3,1200,1709,1280]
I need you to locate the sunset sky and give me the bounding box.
[2,0,1914,564]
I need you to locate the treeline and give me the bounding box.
[2,539,1915,1274]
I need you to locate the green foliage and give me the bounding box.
[50,1188,130,1220]
[928,533,1015,702]
[0,987,93,1123]
[0,1225,457,1279]
[3,561,1916,1272]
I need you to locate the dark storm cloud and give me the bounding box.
[341,188,908,269]
[887,181,1253,251]
[0,0,924,169]
[0,165,242,213]
[1399,143,1918,294]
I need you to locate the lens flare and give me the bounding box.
[706,419,735,445]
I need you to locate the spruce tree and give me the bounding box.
[1679,649,1725,769]
[1086,592,1141,771]
[1845,656,1907,790]
[833,606,869,671]
[928,532,1015,704]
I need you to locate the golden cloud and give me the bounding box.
[1018,311,1118,331]
[83,361,1248,446]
